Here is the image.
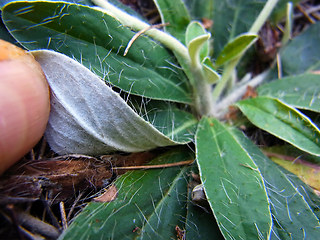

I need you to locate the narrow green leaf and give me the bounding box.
[0,19,15,43]
[136,101,198,143]
[0,1,16,43]
[215,33,258,66]
[258,74,320,113]
[186,21,210,63]
[210,0,266,57]
[279,167,320,221]
[188,33,210,68]
[196,117,272,240]
[2,1,192,103]
[185,21,207,45]
[184,0,213,23]
[153,0,191,44]
[59,148,193,240]
[236,97,320,156]
[281,2,293,45]
[264,144,320,166]
[229,130,320,239]
[278,22,320,76]
[269,155,320,193]
[202,57,220,84]
[270,0,300,23]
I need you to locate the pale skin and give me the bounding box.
[0,60,50,174]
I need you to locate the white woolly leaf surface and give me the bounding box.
[32,50,179,155]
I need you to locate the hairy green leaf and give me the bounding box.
[258,74,320,113]
[210,0,267,57]
[187,33,210,68]
[230,130,320,239]
[59,148,193,240]
[184,0,213,23]
[2,0,95,7]
[196,117,272,240]
[279,167,320,222]
[0,1,15,42]
[279,22,320,76]
[153,0,190,44]
[2,0,192,103]
[186,21,209,63]
[202,57,220,84]
[236,97,320,156]
[270,155,320,194]
[136,101,198,143]
[33,50,188,155]
[265,144,320,166]
[0,19,14,43]
[216,33,258,66]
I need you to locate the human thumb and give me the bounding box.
[0,40,50,174]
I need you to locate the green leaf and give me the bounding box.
[2,1,192,103]
[104,0,150,21]
[0,0,13,9]
[270,0,303,24]
[185,203,224,240]
[59,148,193,240]
[281,2,293,46]
[279,167,320,222]
[210,0,267,57]
[279,22,320,76]
[269,155,320,193]
[33,50,186,155]
[263,145,320,165]
[153,0,191,44]
[258,74,320,113]
[215,33,258,66]
[229,129,320,239]
[188,33,210,68]
[236,97,320,156]
[184,0,213,20]
[0,18,15,43]
[184,165,225,240]
[186,21,206,43]
[186,21,210,63]
[195,117,272,240]
[136,101,198,143]
[202,57,220,84]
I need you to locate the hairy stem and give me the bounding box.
[212,59,238,103]
[191,65,214,116]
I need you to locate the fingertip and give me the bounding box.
[0,60,50,174]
